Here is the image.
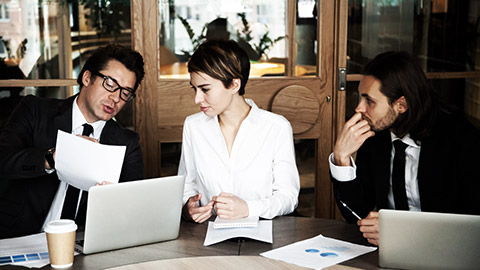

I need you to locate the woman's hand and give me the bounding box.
[182,193,214,223]
[212,192,249,219]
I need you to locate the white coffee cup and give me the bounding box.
[44,219,78,268]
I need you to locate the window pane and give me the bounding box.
[347,0,480,73]
[0,1,67,80]
[71,1,132,81]
[0,0,133,126]
[0,1,132,80]
[296,0,317,77]
[158,0,287,78]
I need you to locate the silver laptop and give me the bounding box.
[77,175,184,254]
[379,209,480,270]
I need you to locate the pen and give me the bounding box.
[339,200,361,220]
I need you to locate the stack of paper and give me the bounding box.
[204,219,272,246]
[213,216,259,229]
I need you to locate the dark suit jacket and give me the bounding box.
[332,112,480,223]
[0,95,143,238]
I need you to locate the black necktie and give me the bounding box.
[60,124,93,220]
[82,123,93,137]
[392,140,409,210]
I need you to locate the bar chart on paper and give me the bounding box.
[260,234,377,269]
[0,233,51,268]
[0,252,50,264]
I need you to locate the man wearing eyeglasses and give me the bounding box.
[0,44,145,238]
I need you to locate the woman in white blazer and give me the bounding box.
[178,40,300,223]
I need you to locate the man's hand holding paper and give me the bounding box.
[55,130,126,190]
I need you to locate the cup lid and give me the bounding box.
[44,219,78,234]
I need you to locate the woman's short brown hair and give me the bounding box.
[188,40,250,95]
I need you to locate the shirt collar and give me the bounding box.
[243,98,258,121]
[72,96,106,139]
[390,132,421,148]
[206,98,258,124]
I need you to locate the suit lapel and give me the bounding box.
[417,133,437,203]
[99,120,118,145]
[53,95,76,142]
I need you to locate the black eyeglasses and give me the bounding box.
[91,71,136,102]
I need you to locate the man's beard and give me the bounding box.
[363,105,398,132]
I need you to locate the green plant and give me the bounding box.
[254,30,285,60]
[236,13,253,43]
[236,13,285,60]
[177,13,284,60]
[177,15,207,56]
[42,0,130,36]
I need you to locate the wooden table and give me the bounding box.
[1,216,380,269]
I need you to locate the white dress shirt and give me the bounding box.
[42,97,106,230]
[178,99,300,219]
[329,132,422,211]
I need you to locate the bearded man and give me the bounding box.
[329,51,480,246]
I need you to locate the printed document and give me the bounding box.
[55,130,126,190]
[260,234,377,269]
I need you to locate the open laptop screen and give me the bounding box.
[379,209,480,270]
[78,175,184,254]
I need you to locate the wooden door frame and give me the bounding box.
[332,0,348,219]
[314,0,346,218]
[131,0,160,177]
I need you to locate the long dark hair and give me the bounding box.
[363,51,441,141]
[188,40,250,95]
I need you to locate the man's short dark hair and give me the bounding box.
[77,44,145,91]
[363,51,441,141]
[188,40,250,96]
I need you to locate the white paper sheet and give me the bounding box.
[0,233,80,268]
[213,216,259,229]
[204,220,272,246]
[55,130,126,190]
[0,233,45,268]
[260,234,377,270]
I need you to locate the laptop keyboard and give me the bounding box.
[74,240,84,253]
